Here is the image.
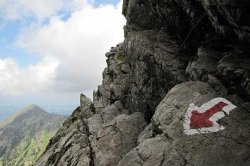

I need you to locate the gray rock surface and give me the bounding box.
[91,112,146,166]
[119,82,250,166]
[35,107,92,166]
[137,123,154,145]
[36,96,146,166]
[37,0,250,165]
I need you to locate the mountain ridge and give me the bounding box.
[0,104,47,129]
[0,104,67,166]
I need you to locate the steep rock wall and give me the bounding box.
[36,0,250,165]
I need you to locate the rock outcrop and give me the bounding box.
[119,81,250,166]
[36,0,250,165]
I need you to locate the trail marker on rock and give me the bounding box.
[183,97,237,135]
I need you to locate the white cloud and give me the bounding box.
[0,0,125,98]
[0,57,58,95]
[0,0,68,20]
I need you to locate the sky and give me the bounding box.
[0,0,125,120]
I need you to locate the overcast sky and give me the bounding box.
[0,0,125,118]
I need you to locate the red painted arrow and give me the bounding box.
[190,101,228,129]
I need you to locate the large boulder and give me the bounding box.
[119,81,250,166]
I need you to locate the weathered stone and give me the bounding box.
[91,112,147,166]
[88,101,129,135]
[87,114,103,135]
[120,63,130,73]
[119,135,184,166]
[216,52,250,99]
[137,123,154,144]
[120,82,250,165]
[80,94,94,118]
[152,81,225,137]
[186,46,224,81]
[100,101,129,123]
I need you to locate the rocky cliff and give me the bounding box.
[36,0,250,165]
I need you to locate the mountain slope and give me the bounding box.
[0,105,67,166]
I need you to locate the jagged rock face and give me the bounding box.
[120,0,250,118]
[36,95,147,166]
[37,0,250,165]
[35,106,93,166]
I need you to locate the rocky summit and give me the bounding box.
[36,0,250,166]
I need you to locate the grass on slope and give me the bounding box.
[1,130,55,166]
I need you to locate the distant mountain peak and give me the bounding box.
[27,104,40,109]
[23,104,45,112]
[0,104,48,129]
[0,105,67,166]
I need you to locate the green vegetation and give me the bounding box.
[116,53,127,62]
[1,131,55,166]
[0,105,67,166]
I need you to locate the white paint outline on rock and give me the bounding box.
[183,97,237,135]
